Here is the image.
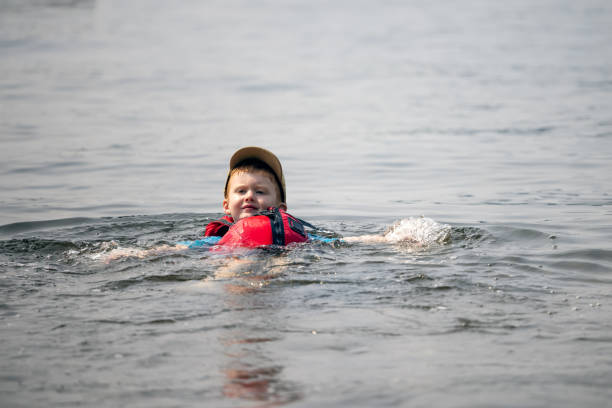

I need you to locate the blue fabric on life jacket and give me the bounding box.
[178,234,340,249]
[177,236,222,248]
[307,234,341,244]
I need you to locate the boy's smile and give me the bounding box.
[223,171,286,220]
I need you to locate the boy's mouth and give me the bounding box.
[242,205,258,210]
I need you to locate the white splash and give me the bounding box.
[383,217,451,245]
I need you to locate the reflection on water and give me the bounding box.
[222,339,300,406]
[217,258,302,406]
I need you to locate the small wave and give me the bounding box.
[0,217,93,237]
[450,226,487,243]
[7,161,89,175]
[0,238,81,254]
[554,249,612,263]
[447,317,521,334]
[101,272,207,291]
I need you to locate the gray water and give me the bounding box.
[1,0,612,407]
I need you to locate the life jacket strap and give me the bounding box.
[293,216,317,230]
[260,208,286,246]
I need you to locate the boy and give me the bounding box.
[205,146,310,247]
[205,147,288,236]
[103,147,446,261]
[104,146,307,261]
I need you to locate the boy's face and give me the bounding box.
[223,170,287,220]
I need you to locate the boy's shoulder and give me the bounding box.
[204,215,234,236]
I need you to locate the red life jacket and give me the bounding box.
[204,215,234,237]
[213,208,310,249]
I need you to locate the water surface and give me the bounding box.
[1,0,612,407]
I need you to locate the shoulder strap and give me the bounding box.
[216,217,234,227]
[260,207,318,231]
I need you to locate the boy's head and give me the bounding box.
[222,147,287,220]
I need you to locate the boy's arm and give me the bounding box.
[343,235,388,243]
[103,244,188,263]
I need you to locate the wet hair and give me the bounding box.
[224,158,283,201]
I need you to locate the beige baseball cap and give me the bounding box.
[224,146,286,203]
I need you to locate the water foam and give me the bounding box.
[383,217,451,245]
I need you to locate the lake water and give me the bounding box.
[1,0,611,407]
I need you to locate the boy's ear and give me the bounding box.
[222,199,231,215]
[279,202,287,211]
